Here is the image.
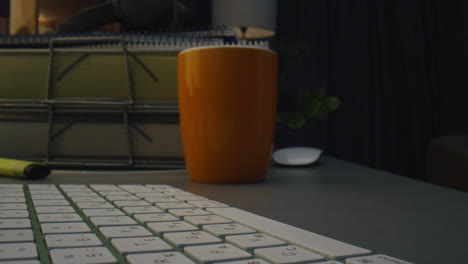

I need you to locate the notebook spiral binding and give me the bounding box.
[0,26,241,48]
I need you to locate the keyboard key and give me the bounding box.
[37,213,83,223]
[162,190,195,196]
[163,231,222,247]
[45,233,103,248]
[0,192,25,197]
[50,247,117,264]
[147,221,198,234]
[145,184,172,190]
[99,191,131,197]
[134,213,179,224]
[111,237,173,254]
[134,192,167,198]
[0,183,22,190]
[156,187,182,192]
[60,187,90,191]
[184,215,231,226]
[185,243,251,263]
[226,233,286,250]
[32,200,70,206]
[30,195,64,200]
[0,260,41,264]
[90,184,121,191]
[90,216,138,227]
[165,188,189,192]
[99,226,153,239]
[41,222,91,234]
[0,210,29,218]
[83,208,125,217]
[208,207,372,259]
[217,259,271,264]
[346,254,414,264]
[144,197,179,203]
[254,245,325,263]
[28,190,61,195]
[118,185,154,194]
[76,202,115,209]
[60,184,90,190]
[0,197,26,203]
[0,188,23,193]
[0,219,31,229]
[35,206,75,214]
[113,200,150,208]
[168,208,211,218]
[0,229,34,243]
[187,200,228,208]
[122,206,163,215]
[106,195,141,201]
[70,197,106,203]
[155,202,194,211]
[174,195,208,201]
[28,184,57,190]
[127,251,195,264]
[65,192,100,197]
[203,223,256,237]
[0,204,27,210]
[0,242,38,261]
[62,188,94,193]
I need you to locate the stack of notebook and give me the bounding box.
[0,28,266,168]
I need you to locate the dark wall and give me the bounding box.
[178,0,211,27]
[0,0,9,17]
[274,0,468,180]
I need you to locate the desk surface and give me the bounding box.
[0,156,466,264]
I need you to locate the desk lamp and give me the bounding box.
[211,0,277,39]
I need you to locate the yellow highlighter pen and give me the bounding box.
[0,158,51,179]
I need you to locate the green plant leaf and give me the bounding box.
[276,112,290,125]
[277,86,340,129]
[323,97,341,112]
[311,87,325,100]
[276,112,306,129]
[304,98,321,118]
[287,112,307,129]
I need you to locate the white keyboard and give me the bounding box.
[0,184,414,264]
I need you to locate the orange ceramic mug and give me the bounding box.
[178,46,278,183]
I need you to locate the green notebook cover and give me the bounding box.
[0,51,178,103]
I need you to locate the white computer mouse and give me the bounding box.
[272,146,322,166]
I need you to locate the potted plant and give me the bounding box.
[272,41,340,165]
[276,87,340,130]
[276,40,340,129]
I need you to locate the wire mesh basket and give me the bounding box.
[0,37,184,168]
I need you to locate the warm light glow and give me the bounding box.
[233,27,275,39]
[212,0,277,39]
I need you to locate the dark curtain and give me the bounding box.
[275,0,468,180]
